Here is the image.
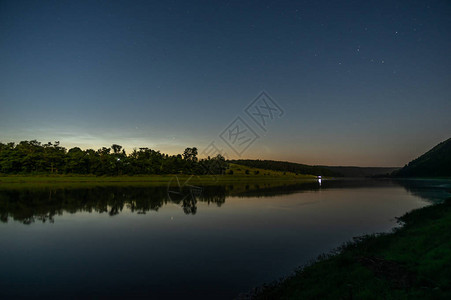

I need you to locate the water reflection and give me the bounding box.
[1,179,449,225]
[1,179,450,299]
[0,181,324,224]
[393,179,451,203]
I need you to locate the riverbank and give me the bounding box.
[0,173,317,185]
[252,198,451,299]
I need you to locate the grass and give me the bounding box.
[253,198,451,299]
[0,163,317,186]
[227,163,306,177]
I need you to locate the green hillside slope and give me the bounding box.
[229,159,341,177]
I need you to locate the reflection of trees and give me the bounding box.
[0,182,308,224]
[1,180,363,224]
[231,182,319,197]
[167,186,198,215]
[1,182,319,224]
[2,179,450,225]
[0,185,224,224]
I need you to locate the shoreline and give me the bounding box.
[251,198,451,299]
[0,174,318,185]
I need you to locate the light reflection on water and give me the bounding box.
[0,179,449,299]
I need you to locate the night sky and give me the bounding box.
[1,0,450,166]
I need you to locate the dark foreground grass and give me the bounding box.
[252,199,451,299]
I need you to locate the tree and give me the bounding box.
[111,144,122,154]
[65,147,87,174]
[42,141,66,174]
[183,147,198,162]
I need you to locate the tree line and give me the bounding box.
[0,140,228,175]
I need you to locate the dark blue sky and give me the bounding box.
[1,0,450,166]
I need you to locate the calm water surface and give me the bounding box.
[0,179,450,299]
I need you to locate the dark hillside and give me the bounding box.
[393,138,451,177]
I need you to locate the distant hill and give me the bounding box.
[229,160,341,177]
[227,163,314,178]
[393,138,451,178]
[321,166,399,177]
[230,159,399,177]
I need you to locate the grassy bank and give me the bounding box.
[253,199,451,299]
[0,163,317,185]
[0,174,316,185]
